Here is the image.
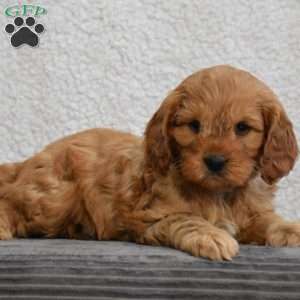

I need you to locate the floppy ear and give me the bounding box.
[260,100,298,184]
[144,89,182,175]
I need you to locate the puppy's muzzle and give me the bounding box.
[204,155,226,173]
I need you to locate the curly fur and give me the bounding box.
[0,65,299,260]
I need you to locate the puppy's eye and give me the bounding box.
[235,122,251,136]
[188,120,201,133]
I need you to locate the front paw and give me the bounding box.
[181,229,239,261]
[266,223,300,247]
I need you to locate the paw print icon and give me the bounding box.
[5,17,44,47]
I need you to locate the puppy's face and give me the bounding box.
[145,65,298,192]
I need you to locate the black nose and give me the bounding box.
[204,155,226,173]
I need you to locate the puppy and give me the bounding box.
[0,65,299,260]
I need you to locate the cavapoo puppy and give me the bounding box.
[0,65,299,260]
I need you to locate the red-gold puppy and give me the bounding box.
[0,65,299,260]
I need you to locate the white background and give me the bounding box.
[0,0,299,219]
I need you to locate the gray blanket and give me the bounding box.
[0,239,299,299]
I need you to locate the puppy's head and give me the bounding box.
[145,65,298,191]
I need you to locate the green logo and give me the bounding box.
[5,4,47,17]
[4,4,46,48]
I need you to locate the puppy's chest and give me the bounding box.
[151,185,235,226]
[187,194,239,237]
[189,194,234,222]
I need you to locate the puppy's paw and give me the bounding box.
[266,223,300,247]
[182,229,239,261]
[0,227,13,240]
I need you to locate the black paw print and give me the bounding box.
[5,17,45,47]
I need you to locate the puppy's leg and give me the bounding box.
[267,221,300,247]
[139,213,239,260]
[0,201,15,241]
[240,211,300,247]
[0,163,21,240]
[83,190,117,240]
[0,209,13,240]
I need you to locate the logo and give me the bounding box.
[4,4,47,48]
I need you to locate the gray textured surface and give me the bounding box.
[0,0,300,220]
[0,239,299,299]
